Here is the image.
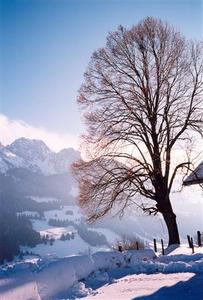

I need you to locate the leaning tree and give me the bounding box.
[73,17,203,245]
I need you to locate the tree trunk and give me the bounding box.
[161,202,180,246]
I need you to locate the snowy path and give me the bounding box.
[83,272,203,300]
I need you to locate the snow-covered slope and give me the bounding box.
[19,204,121,258]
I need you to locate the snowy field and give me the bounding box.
[0,246,203,300]
[20,205,120,259]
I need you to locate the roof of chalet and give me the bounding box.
[183,161,203,186]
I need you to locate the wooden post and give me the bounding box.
[161,239,165,255]
[118,245,122,252]
[187,235,192,248]
[153,239,157,252]
[136,241,139,250]
[197,231,201,247]
[190,237,194,254]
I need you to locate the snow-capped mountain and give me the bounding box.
[0,138,80,208]
[0,137,80,175]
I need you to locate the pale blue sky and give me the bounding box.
[1,0,203,138]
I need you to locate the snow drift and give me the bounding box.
[0,249,156,300]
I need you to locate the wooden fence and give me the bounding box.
[186,231,203,254]
[153,231,203,255]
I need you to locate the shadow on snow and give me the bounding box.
[132,273,203,300]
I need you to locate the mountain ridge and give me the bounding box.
[0,137,80,175]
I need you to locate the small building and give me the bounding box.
[183,162,203,186]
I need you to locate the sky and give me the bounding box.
[1,0,203,150]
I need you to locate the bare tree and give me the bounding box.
[73,17,203,246]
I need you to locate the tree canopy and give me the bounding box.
[73,17,203,245]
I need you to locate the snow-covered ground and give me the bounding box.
[83,272,202,300]
[167,245,203,256]
[1,246,203,300]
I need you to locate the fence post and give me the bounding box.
[187,235,192,248]
[153,238,157,252]
[161,239,165,255]
[197,231,201,247]
[118,245,122,252]
[190,237,194,254]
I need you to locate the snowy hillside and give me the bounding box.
[19,204,121,258]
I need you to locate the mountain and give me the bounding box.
[0,137,80,175]
[0,138,80,211]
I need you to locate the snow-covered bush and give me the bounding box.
[113,235,145,251]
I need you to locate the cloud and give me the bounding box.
[0,114,79,152]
